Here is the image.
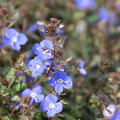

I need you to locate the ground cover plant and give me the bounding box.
[0,0,120,120]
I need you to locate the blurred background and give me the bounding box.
[0,0,120,120]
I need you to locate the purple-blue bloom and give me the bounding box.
[32,40,54,60]
[40,93,63,118]
[2,28,28,51]
[48,71,73,93]
[78,61,87,76]
[110,111,120,120]
[21,85,44,106]
[28,56,46,77]
[98,7,116,24]
[74,0,96,10]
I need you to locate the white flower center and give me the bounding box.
[12,36,17,42]
[36,64,41,69]
[42,49,49,54]
[49,103,55,108]
[58,79,63,83]
[31,92,37,98]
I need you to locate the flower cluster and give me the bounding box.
[20,19,75,118]
[28,39,54,77]
[1,19,86,118]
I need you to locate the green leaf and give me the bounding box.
[6,68,16,87]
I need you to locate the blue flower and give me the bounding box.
[2,28,28,51]
[78,61,87,76]
[21,85,44,106]
[74,0,96,10]
[28,56,46,77]
[103,104,117,118]
[40,93,63,118]
[48,71,73,93]
[32,40,54,60]
[110,111,120,120]
[98,7,116,24]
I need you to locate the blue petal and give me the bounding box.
[63,77,73,89]
[27,23,39,33]
[21,88,31,97]
[41,26,46,36]
[40,40,54,50]
[110,110,120,120]
[78,61,84,68]
[45,93,58,103]
[28,59,36,71]
[40,100,48,112]
[55,84,64,94]
[16,103,21,110]
[2,37,11,46]
[54,71,67,81]
[80,68,87,76]
[29,98,34,106]
[47,109,56,118]
[11,43,21,51]
[56,29,64,34]
[48,79,56,87]
[17,33,28,45]
[32,85,42,93]
[5,28,18,38]
[35,94,44,102]
[55,102,63,113]
[32,71,39,77]
[44,59,52,66]
[32,43,41,56]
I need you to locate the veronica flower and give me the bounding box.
[98,7,116,24]
[32,40,54,60]
[103,104,117,118]
[2,28,28,51]
[48,71,73,93]
[28,56,46,77]
[40,93,63,118]
[21,85,44,106]
[78,61,87,76]
[74,0,96,10]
